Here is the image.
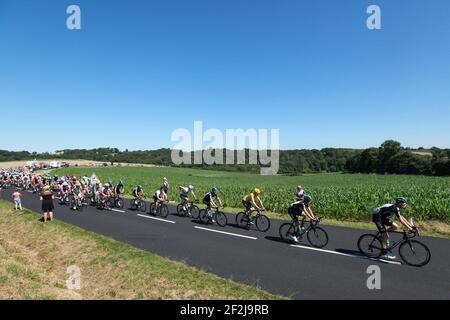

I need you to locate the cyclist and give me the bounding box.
[287,195,317,243]
[133,185,145,202]
[100,183,112,207]
[203,187,223,214]
[74,182,84,202]
[372,197,415,260]
[242,188,265,217]
[60,180,70,199]
[152,186,168,214]
[179,185,197,211]
[114,180,124,196]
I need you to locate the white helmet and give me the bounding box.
[188,185,194,190]
[297,185,303,190]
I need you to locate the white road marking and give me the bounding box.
[111,209,126,213]
[290,244,402,265]
[137,214,176,224]
[194,226,258,240]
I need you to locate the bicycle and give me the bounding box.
[236,209,271,232]
[109,194,124,209]
[357,227,431,267]
[130,196,147,212]
[149,201,169,218]
[176,200,200,219]
[97,196,112,211]
[58,192,71,206]
[199,206,227,227]
[69,194,85,212]
[279,217,329,248]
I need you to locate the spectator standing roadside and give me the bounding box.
[40,185,55,222]
[12,189,23,211]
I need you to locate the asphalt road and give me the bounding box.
[1,189,449,300]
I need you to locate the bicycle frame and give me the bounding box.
[371,230,418,250]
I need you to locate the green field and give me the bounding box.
[53,167,450,222]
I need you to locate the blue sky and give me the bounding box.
[0,0,449,152]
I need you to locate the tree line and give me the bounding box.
[1,140,449,176]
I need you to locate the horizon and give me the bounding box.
[0,142,441,155]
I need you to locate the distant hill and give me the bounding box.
[1,140,449,176]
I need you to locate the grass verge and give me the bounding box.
[0,200,284,300]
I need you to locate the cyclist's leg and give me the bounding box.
[288,208,298,231]
[384,219,398,246]
[373,215,388,250]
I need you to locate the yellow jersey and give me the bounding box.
[243,193,259,203]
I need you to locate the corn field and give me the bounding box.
[53,167,450,222]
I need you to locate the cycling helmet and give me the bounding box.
[395,197,407,204]
[253,188,261,195]
[211,187,218,194]
[137,185,142,191]
[188,185,194,190]
[297,185,303,190]
[43,185,50,191]
[303,195,312,202]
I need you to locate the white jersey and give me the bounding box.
[180,187,190,196]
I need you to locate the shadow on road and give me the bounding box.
[265,236,291,245]
[335,248,363,256]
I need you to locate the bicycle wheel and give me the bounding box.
[177,204,186,216]
[149,203,157,215]
[279,223,296,242]
[190,205,200,219]
[307,227,328,248]
[236,212,249,228]
[216,211,227,227]
[256,215,271,232]
[117,197,124,209]
[399,240,431,267]
[357,234,383,258]
[138,201,147,213]
[109,197,116,208]
[199,210,209,224]
[159,204,169,218]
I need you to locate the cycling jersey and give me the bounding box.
[180,187,190,196]
[153,190,162,199]
[373,204,401,219]
[203,192,216,204]
[115,183,123,194]
[133,188,142,197]
[243,193,259,203]
[288,201,308,218]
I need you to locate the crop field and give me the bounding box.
[53,167,450,222]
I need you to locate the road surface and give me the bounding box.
[1,189,449,299]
